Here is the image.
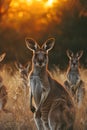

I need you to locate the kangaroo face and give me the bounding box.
[15,62,30,77]
[25,38,55,68]
[20,66,29,77]
[70,56,79,68]
[66,50,83,69]
[33,50,48,67]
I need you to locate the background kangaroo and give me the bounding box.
[25,38,75,130]
[64,50,85,107]
[0,53,8,112]
[15,62,30,110]
[15,62,30,95]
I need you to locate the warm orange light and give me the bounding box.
[45,0,55,7]
[3,0,68,31]
[10,1,19,7]
[10,0,57,8]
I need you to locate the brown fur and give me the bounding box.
[26,38,75,130]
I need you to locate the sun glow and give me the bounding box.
[45,0,56,7]
[10,0,56,8]
[2,0,68,32]
[9,0,57,21]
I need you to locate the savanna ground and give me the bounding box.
[0,64,87,130]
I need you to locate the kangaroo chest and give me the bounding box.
[30,76,43,106]
[67,71,80,85]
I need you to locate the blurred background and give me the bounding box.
[0,0,87,69]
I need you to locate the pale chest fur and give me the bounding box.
[67,70,80,85]
[30,76,44,106]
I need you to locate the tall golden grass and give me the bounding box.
[0,64,36,130]
[0,64,87,130]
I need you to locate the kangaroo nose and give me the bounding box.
[73,63,76,65]
[39,60,43,66]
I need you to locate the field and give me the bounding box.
[0,64,87,130]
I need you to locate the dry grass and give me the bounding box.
[0,64,87,130]
[0,64,36,130]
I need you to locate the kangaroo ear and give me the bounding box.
[0,53,6,62]
[66,50,73,59]
[15,61,23,71]
[25,38,40,52]
[42,38,55,52]
[76,50,83,59]
[25,62,30,72]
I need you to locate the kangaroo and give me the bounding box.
[64,50,85,107]
[25,38,75,130]
[15,62,30,92]
[0,53,8,112]
[15,62,30,105]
